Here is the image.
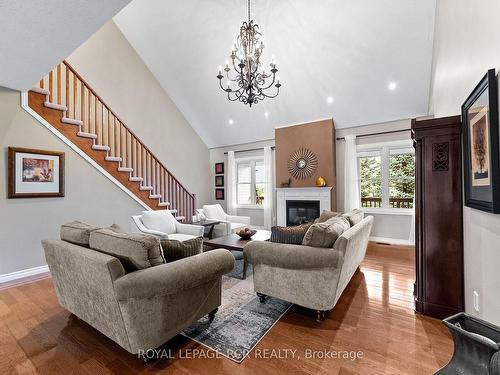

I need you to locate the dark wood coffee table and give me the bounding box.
[192,220,221,239]
[203,230,271,279]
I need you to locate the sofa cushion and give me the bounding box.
[317,210,340,223]
[302,216,350,248]
[160,236,203,263]
[60,221,101,247]
[270,222,313,245]
[89,229,164,271]
[203,204,227,221]
[168,233,197,242]
[141,210,177,234]
[342,209,365,226]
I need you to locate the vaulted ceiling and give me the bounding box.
[115,0,436,148]
[0,0,132,91]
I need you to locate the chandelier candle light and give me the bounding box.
[217,0,281,107]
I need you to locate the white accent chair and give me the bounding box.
[198,204,251,238]
[132,210,204,241]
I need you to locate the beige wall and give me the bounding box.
[66,21,211,205]
[430,0,500,324]
[0,87,143,275]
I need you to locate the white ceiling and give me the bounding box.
[0,0,131,91]
[115,0,436,148]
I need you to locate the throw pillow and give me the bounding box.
[342,209,365,226]
[60,221,101,247]
[302,216,350,248]
[317,210,340,223]
[141,210,177,234]
[89,229,164,271]
[270,222,313,245]
[160,236,203,263]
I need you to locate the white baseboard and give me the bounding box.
[0,265,49,284]
[369,236,414,246]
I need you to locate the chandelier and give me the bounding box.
[217,0,281,107]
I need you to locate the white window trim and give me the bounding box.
[236,157,265,209]
[357,142,414,214]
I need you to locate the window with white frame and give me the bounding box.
[236,159,266,207]
[358,144,415,210]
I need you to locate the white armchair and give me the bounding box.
[132,210,204,241]
[198,204,251,238]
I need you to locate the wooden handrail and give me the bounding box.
[61,60,194,200]
[36,61,195,217]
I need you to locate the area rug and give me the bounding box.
[181,260,292,363]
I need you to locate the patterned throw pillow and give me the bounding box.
[341,209,365,226]
[270,222,313,244]
[317,210,340,223]
[161,236,203,263]
[302,216,350,248]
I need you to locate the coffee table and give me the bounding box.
[203,230,271,279]
[192,220,221,239]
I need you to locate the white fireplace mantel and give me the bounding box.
[276,187,332,226]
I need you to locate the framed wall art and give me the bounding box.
[215,188,225,200]
[215,175,224,187]
[215,162,224,175]
[462,69,500,213]
[8,147,65,198]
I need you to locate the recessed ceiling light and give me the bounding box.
[228,119,234,125]
[264,111,269,117]
[327,96,334,104]
[388,81,398,91]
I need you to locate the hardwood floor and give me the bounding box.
[0,243,453,374]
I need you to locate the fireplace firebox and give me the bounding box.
[286,200,320,226]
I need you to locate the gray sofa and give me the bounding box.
[42,225,234,355]
[244,215,373,321]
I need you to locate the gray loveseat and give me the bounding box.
[244,214,373,322]
[42,223,234,355]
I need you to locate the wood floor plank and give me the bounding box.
[0,243,453,374]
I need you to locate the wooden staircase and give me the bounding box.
[28,61,195,221]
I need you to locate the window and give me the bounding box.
[358,145,414,210]
[389,151,415,209]
[237,159,266,207]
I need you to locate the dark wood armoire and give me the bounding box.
[411,115,464,319]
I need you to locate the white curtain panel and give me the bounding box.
[226,151,237,215]
[263,146,274,229]
[344,135,360,212]
[408,196,416,244]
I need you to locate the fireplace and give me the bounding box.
[276,187,332,226]
[286,200,320,226]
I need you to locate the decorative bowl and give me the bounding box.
[236,228,257,240]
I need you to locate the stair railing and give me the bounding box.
[37,61,195,219]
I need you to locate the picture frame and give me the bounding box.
[8,147,65,198]
[215,188,225,200]
[215,175,224,187]
[462,69,500,213]
[215,162,224,175]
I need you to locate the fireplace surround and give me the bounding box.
[276,187,332,227]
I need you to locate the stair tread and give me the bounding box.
[44,102,67,111]
[92,145,110,151]
[31,87,50,95]
[61,117,83,126]
[118,167,133,172]
[77,131,97,139]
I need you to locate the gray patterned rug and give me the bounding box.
[181,260,292,363]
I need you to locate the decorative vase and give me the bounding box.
[435,313,500,375]
[315,176,326,187]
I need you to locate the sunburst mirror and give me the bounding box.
[287,148,318,179]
